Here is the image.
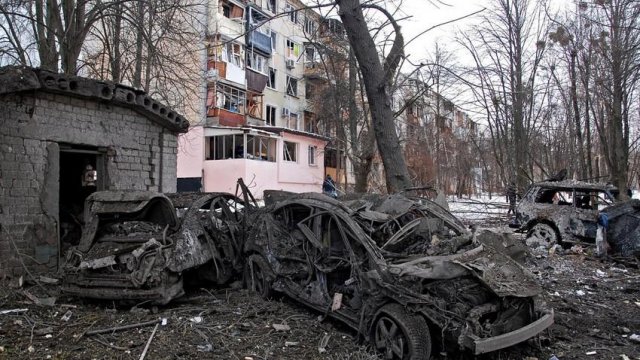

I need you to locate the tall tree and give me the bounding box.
[459,0,548,190]
[335,0,412,193]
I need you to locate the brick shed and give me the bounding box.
[0,67,189,277]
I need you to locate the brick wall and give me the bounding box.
[0,92,179,277]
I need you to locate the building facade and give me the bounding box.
[0,67,188,276]
[177,0,331,196]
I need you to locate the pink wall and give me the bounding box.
[177,126,204,178]
[178,126,327,198]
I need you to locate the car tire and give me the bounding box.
[373,303,431,360]
[244,255,274,299]
[526,223,560,247]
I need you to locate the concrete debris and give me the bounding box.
[272,323,291,331]
[630,334,640,343]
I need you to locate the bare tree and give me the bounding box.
[458,0,548,191]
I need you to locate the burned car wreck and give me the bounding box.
[244,192,553,358]
[62,190,248,304]
[512,180,618,247]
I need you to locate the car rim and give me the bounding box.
[374,316,407,359]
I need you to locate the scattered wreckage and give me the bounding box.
[61,182,554,358]
[62,190,249,304]
[244,192,553,358]
[511,180,640,256]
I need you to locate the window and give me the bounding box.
[267,67,276,89]
[266,105,276,126]
[304,17,316,34]
[267,0,277,13]
[221,42,243,68]
[246,135,277,161]
[270,32,278,52]
[221,0,243,19]
[247,51,267,74]
[308,146,317,165]
[285,39,300,59]
[304,45,316,63]
[215,84,246,113]
[205,134,244,160]
[285,3,297,23]
[286,112,299,129]
[206,134,276,162]
[283,141,297,162]
[286,76,298,96]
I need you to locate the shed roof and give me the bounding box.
[0,66,189,133]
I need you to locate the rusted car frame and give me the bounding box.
[244,193,553,358]
[63,190,248,304]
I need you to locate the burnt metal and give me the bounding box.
[513,180,618,246]
[243,191,553,357]
[62,190,250,304]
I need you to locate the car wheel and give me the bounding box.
[244,255,273,299]
[526,223,559,247]
[373,304,431,360]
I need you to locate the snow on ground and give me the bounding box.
[446,194,510,226]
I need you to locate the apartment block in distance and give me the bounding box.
[177,0,330,196]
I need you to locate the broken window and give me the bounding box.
[286,76,298,96]
[267,67,277,89]
[206,134,275,161]
[220,0,244,19]
[283,141,297,162]
[221,42,244,68]
[246,135,277,161]
[266,105,276,126]
[247,51,267,74]
[285,39,300,59]
[205,134,245,160]
[216,84,246,113]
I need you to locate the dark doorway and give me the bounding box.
[59,145,105,252]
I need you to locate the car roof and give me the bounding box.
[533,180,617,192]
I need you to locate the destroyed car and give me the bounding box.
[244,193,553,358]
[511,180,618,246]
[63,190,248,304]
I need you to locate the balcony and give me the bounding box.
[247,31,272,55]
[303,63,327,82]
[207,108,245,127]
[246,68,268,92]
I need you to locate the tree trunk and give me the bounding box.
[336,0,412,193]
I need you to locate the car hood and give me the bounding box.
[387,244,541,298]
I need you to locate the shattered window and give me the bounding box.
[286,76,298,96]
[246,135,276,162]
[283,141,297,162]
[535,188,572,205]
[216,84,246,113]
[205,134,246,160]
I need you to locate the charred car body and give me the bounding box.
[512,180,618,246]
[244,192,553,358]
[62,190,248,304]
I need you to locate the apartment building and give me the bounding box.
[377,76,480,195]
[177,0,330,196]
